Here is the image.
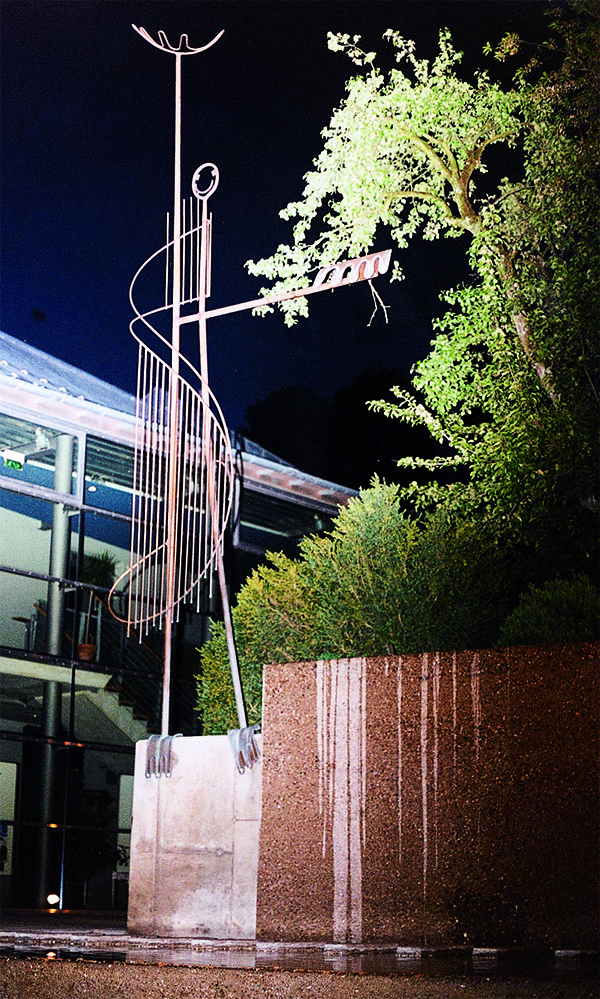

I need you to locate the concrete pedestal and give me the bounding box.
[128,735,261,939]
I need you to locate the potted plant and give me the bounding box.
[77,550,117,661]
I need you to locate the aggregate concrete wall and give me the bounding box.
[128,735,261,938]
[256,644,598,948]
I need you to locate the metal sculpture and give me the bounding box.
[110,26,392,769]
[108,26,243,749]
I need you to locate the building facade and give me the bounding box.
[0,329,355,911]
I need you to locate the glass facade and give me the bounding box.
[0,413,155,910]
[0,336,354,912]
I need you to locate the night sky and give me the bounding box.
[1,1,550,433]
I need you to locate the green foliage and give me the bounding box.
[195,627,262,736]
[247,27,522,324]
[497,575,600,647]
[80,550,117,588]
[232,481,425,663]
[197,481,525,731]
[247,5,599,529]
[199,6,599,732]
[198,477,597,730]
[79,550,117,645]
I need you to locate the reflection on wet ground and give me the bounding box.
[0,943,597,982]
[0,914,597,983]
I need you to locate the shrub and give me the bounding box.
[196,482,597,732]
[196,481,512,732]
[195,626,263,736]
[497,575,600,647]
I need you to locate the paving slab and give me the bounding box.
[1,956,599,999]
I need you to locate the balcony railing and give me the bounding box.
[0,563,200,737]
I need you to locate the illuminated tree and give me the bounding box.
[247,4,599,528]
[196,6,599,733]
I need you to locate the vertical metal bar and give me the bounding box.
[161,51,183,736]
[198,397,208,588]
[178,382,189,604]
[58,744,70,911]
[181,198,187,304]
[165,212,170,308]
[206,214,212,299]
[129,342,144,634]
[71,509,85,729]
[149,354,160,629]
[134,348,145,629]
[146,356,156,629]
[195,197,201,301]
[160,359,170,629]
[150,360,161,628]
[155,359,167,628]
[38,680,62,907]
[74,431,85,506]
[189,196,195,304]
[196,193,246,730]
[191,395,201,610]
[190,390,199,603]
[198,194,211,598]
[139,349,151,629]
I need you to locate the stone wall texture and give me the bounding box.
[256,644,598,948]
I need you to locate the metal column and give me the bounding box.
[37,680,63,907]
[39,433,72,905]
[46,433,74,656]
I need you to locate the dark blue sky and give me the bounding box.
[1,1,549,431]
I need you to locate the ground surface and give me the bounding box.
[1,957,598,999]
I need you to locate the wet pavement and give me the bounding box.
[0,910,597,997]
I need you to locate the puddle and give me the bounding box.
[126,947,256,968]
[1,944,598,982]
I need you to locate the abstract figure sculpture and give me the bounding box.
[108,26,246,755]
[110,26,392,771]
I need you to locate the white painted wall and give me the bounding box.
[0,506,129,649]
[0,507,51,648]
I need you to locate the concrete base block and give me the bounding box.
[128,735,261,939]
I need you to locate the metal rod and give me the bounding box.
[216,542,247,729]
[187,276,369,322]
[129,342,144,633]
[118,27,252,746]
[161,51,184,736]
[197,193,247,730]
[180,246,393,325]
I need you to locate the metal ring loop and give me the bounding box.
[192,162,219,201]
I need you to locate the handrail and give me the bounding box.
[0,565,199,734]
[0,562,121,594]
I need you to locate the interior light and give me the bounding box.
[47,893,60,906]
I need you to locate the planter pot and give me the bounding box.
[77,643,97,662]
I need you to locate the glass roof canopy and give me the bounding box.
[0,330,356,549]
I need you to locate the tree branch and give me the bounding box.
[459,131,517,189]
[394,126,455,183]
[383,187,458,220]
